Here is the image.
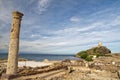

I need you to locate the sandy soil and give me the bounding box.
[18,61,53,67]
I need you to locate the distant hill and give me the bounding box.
[86,46,111,54]
[76,46,111,56]
[75,46,111,61]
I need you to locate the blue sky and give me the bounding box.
[0,0,120,54]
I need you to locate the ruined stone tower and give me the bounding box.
[98,42,102,47]
[6,11,23,75]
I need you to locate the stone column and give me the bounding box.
[6,11,23,75]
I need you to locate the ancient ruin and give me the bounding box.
[0,11,120,80]
[6,11,23,75]
[98,42,102,47]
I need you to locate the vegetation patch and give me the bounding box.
[76,46,111,61]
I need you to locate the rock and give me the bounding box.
[62,59,71,66]
[74,60,86,66]
[0,68,6,77]
[62,59,71,63]
[112,62,115,65]
[43,59,49,62]
[117,70,120,79]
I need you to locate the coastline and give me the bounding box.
[0,54,120,80]
[0,58,62,67]
[0,53,75,61]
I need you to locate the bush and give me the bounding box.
[86,46,111,55]
[85,56,93,61]
[104,54,112,57]
[80,52,88,59]
[76,51,88,59]
[96,53,105,57]
[76,51,87,57]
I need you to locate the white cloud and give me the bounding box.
[36,0,52,14]
[50,22,102,36]
[0,1,14,50]
[0,1,13,23]
[0,0,120,54]
[31,34,41,38]
[110,16,120,26]
[0,33,9,50]
[70,16,80,22]
[77,22,102,31]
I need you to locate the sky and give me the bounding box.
[0,0,120,54]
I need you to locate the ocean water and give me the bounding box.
[0,53,80,61]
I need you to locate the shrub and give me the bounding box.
[76,51,87,57]
[87,46,111,55]
[104,54,112,57]
[80,52,88,59]
[96,53,105,57]
[76,51,88,59]
[75,46,111,61]
[85,56,93,61]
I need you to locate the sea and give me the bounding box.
[0,53,80,61]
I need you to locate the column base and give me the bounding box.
[1,73,17,80]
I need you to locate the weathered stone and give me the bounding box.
[6,11,23,75]
[1,74,17,80]
[98,42,102,47]
[117,70,120,79]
